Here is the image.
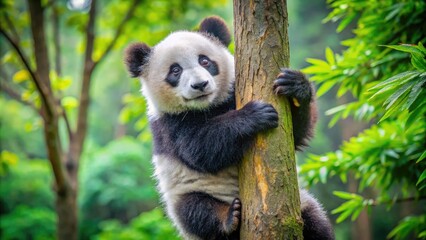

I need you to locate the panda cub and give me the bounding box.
[125,16,334,240]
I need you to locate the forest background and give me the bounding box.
[1,0,425,239]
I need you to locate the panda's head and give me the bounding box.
[124,16,234,116]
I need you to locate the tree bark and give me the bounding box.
[233,0,303,239]
[27,1,77,239]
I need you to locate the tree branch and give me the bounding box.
[67,0,97,174]
[28,0,69,194]
[371,195,426,206]
[0,28,54,117]
[3,13,20,42]
[0,81,39,112]
[52,3,62,76]
[93,0,142,68]
[62,109,73,141]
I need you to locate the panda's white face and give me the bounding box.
[140,31,234,116]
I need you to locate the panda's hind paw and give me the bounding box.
[223,198,241,234]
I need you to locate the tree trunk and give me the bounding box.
[27,1,78,239]
[56,188,78,240]
[233,0,303,239]
[339,94,371,240]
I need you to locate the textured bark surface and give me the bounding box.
[233,0,303,239]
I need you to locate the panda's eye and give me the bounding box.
[171,66,181,75]
[199,55,211,67]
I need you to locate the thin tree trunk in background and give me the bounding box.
[234,0,303,239]
[27,0,78,239]
[347,174,371,240]
[339,94,371,240]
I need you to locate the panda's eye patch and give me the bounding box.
[199,55,211,67]
[166,63,182,87]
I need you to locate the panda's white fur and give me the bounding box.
[153,155,239,239]
[125,16,334,240]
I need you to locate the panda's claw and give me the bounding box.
[223,198,241,234]
[273,69,312,104]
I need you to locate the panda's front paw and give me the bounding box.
[273,69,313,105]
[241,101,278,131]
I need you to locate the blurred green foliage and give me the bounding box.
[0,158,55,239]
[94,208,179,240]
[0,205,56,240]
[0,98,45,158]
[79,137,159,238]
[301,0,426,239]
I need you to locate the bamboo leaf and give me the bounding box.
[404,80,426,110]
[417,151,426,163]
[369,71,418,91]
[317,81,335,97]
[383,83,411,110]
[333,191,360,200]
[384,44,423,55]
[337,12,357,33]
[411,52,426,71]
[416,170,426,186]
[325,47,336,65]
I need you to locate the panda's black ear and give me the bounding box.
[124,42,151,77]
[199,16,231,47]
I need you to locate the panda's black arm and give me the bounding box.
[174,101,278,173]
[290,100,317,149]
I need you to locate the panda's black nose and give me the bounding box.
[191,81,209,91]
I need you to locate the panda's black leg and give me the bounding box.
[300,191,335,240]
[176,192,241,240]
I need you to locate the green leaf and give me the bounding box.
[417,151,426,163]
[411,52,426,71]
[335,208,353,223]
[337,12,357,33]
[333,191,360,200]
[316,81,335,97]
[405,80,426,110]
[378,85,411,122]
[339,173,347,183]
[384,44,423,55]
[319,166,328,183]
[351,206,363,221]
[416,170,426,186]
[61,96,79,110]
[369,71,418,91]
[383,83,411,110]
[13,70,30,83]
[325,47,336,65]
[418,42,426,54]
